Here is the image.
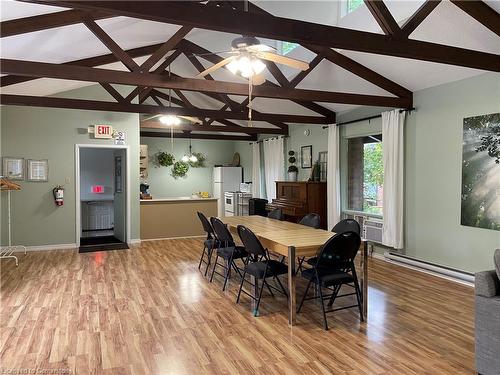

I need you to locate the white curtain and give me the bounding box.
[263,137,285,200]
[382,109,405,249]
[252,142,263,198]
[327,124,341,230]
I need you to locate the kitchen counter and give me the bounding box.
[140,196,218,240]
[140,197,217,203]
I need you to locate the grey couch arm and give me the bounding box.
[475,270,500,297]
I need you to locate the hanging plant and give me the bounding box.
[157,152,175,167]
[288,156,296,164]
[171,161,189,178]
[189,152,207,168]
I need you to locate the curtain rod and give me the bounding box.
[321,107,416,129]
[249,135,289,145]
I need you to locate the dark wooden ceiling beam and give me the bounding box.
[29,0,500,71]
[309,46,412,98]
[0,58,410,108]
[1,42,168,87]
[266,62,290,87]
[0,94,329,124]
[0,9,113,38]
[400,0,441,39]
[82,17,140,72]
[451,0,500,37]
[141,121,287,134]
[288,54,324,88]
[364,0,401,35]
[140,26,192,72]
[140,131,257,141]
[99,82,126,103]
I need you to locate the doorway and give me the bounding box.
[75,145,130,252]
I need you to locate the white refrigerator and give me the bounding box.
[213,166,242,217]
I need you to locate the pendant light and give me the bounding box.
[182,140,198,163]
[157,64,180,152]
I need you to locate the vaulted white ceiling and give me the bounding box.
[1,0,499,122]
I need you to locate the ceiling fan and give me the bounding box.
[195,35,310,85]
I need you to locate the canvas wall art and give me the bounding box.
[461,112,499,231]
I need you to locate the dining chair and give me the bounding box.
[267,208,283,220]
[297,213,321,270]
[297,231,363,330]
[197,212,219,276]
[304,218,361,269]
[209,217,248,291]
[299,213,321,229]
[332,219,361,235]
[236,225,288,317]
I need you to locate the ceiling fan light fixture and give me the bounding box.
[227,55,266,78]
[160,115,181,126]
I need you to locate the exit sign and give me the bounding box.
[94,125,113,139]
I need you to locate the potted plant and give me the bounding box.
[288,165,298,181]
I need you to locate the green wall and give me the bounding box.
[337,72,500,272]
[140,137,239,197]
[1,85,140,246]
[235,73,500,272]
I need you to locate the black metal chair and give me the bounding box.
[296,213,321,270]
[209,217,248,291]
[332,219,361,235]
[267,208,283,220]
[305,218,361,268]
[299,213,321,229]
[197,212,219,276]
[297,231,363,330]
[236,225,288,316]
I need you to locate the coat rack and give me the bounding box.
[0,176,26,266]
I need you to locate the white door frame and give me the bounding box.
[75,144,131,247]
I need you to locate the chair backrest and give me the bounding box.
[268,208,283,220]
[332,219,361,235]
[210,217,235,245]
[237,225,266,257]
[315,231,361,269]
[197,211,214,238]
[299,213,321,229]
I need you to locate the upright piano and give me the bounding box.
[266,181,327,229]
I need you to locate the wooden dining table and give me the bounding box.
[221,215,368,326]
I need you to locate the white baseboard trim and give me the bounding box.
[140,235,205,242]
[4,243,78,252]
[129,239,141,245]
[377,251,474,287]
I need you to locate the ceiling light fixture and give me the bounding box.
[182,140,198,163]
[227,55,266,78]
[159,115,181,126]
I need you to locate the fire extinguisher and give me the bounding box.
[53,185,64,206]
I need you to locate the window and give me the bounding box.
[340,0,363,17]
[280,41,298,55]
[347,135,383,215]
[347,0,363,13]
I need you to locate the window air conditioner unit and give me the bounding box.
[364,218,383,244]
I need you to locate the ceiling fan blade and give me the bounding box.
[179,116,202,124]
[247,44,276,52]
[251,73,266,85]
[143,114,161,121]
[256,52,309,71]
[196,56,235,78]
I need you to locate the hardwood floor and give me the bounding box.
[1,238,475,374]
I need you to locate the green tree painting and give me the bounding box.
[461,113,500,231]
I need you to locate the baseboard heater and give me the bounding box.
[384,252,475,284]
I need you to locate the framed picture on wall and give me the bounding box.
[301,145,312,168]
[26,159,48,182]
[2,157,25,180]
[319,151,328,181]
[115,156,122,193]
